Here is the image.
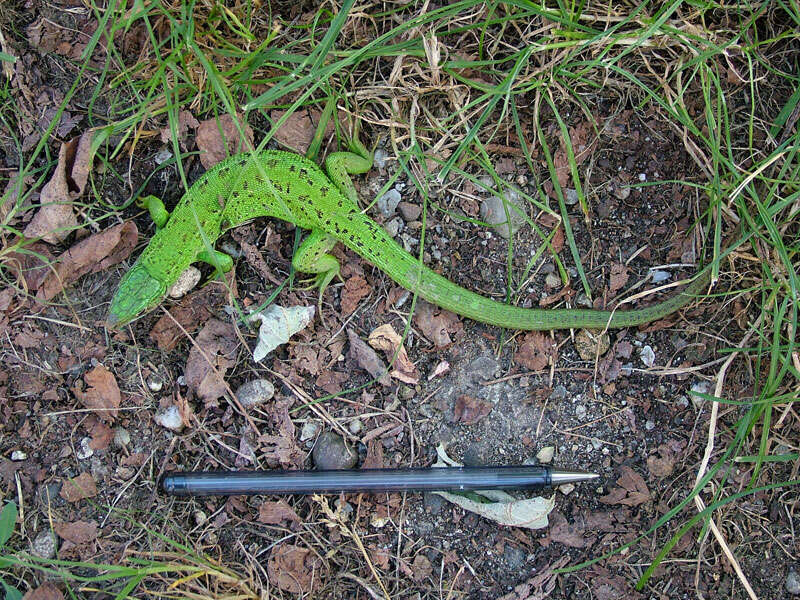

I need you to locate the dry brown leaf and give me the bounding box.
[37,222,137,301]
[314,369,348,395]
[196,114,254,169]
[184,318,238,405]
[552,121,597,188]
[451,394,493,425]
[267,543,323,594]
[514,331,556,371]
[608,263,629,294]
[411,554,433,582]
[74,365,120,422]
[361,438,385,469]
[54,520,98,544]
[340,275,371,317]
[269,109,338,155]
[548,511,587,548]
[149,272,236,351]
[368,323,419,384]
[598,466,650,507]
[258,500,301,526]
[160,109,200,150]
[347,329,390,386]
[87,420,114,451]
[22,582,64,600]
[24,132,94,244]
[647,444,676,478]
[413,300,463,347]
[60,472,97,502]
[368,544,391,570]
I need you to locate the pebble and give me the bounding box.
[312,432,358,470]
[373,148,389,169]
[113,427,130,447]
[423,492,446,514]
[645,420,655,431]
[147,377,163,392]
[650,270,671,283]
[591,438,602,450]
[38,482,62,507]
[549,385,567,402]
[334,498,354,520]
[575,404,587,418]
[194,510,208,526]
[465,356,500,383]
[116,466,135,480]
[575,293,593,308]
[544,272,561,288]
[11,450,26,461]
[480,189,527,239]
[377,189,402,217]
[167,266,201,299]
[235,379,275,409]
[558,483,575,495]
[787,569,800,595]
[348,419,363,435]
[398,201,422,221]
[640,345,656,367]
[300,421,320,442]
[536,446,555,464]
[154,405,184,432]
[691,380,712,408]
[503,544,527,569]
[383,216,403,237]
[76,437,94,459]
[154,147,172,165]
[574,329,610,360]
[31,531,57,559]
[564,188,579,205]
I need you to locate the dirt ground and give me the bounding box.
[1,2,798,599]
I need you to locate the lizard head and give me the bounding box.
[106,264,167,329]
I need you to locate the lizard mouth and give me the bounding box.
[106,264,166,329]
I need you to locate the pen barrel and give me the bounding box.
[162,466,552,496]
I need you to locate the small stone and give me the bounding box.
[116,466,134,480]
[76,437,93,459]
[373,148,389,169]
[113,427,130,447]
[398,201,422,221]
[371,515,389,528]
[480,189,527,239]
[300,421,320,442]
[787,569,800,595]
[677,396,689,408]
[38,482,62,507]
[575,404,587,419]
[423,492,445,514]
[640,345,656,367]
[503,544,527,569]
[313,432,358,470]
[334,498,354,520]
[544,272,561,288]
[154,405,183,432]
[167,266,201,299]
[154,147,172,165]
[564,188,579,205]
[591,438,602,450]
[236,379,275,409]
[11,450,26,461]
[348,419,363,435]
[147,377,163,392]
[611,181,631,200]
[377,189,402,217]
[558,483,575,495]
[465,356,500,383]
[645,420,655,431]
[194,510,208,526]
[31,531,58,559]
[574,329,610,361]
[650,270,671,283]
[575,293,593,308]
[383,216,403,237]
[549,385,568,402]
[536,446,555,464]
[638,173,647,182]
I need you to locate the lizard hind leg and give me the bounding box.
[324,138,373,206]
[293,230,342,319]
[136,195,170,230]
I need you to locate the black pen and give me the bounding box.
[161,465,599,496]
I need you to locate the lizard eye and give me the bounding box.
[106,264,166,328]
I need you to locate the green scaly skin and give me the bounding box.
[107,142,711,330]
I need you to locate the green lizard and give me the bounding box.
[106,138,711,330]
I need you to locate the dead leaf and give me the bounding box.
[184,318,238,405]
[60,472,97,502]
[149,272,236,351]
[598,466,650,507]
[160,109,200,150]
[196,114,254,169]
[37,222,137,301]
[347,329,390,386]
[413,300,463,347]
[22,582,64,600]
[340,275,371,317]
[293,345,321,377]
[608,263,629,293]
[24,132,94,244]
[314,369,348,395]
[368,544,390,570]
[54,520,98,544]
[451,394,493,425]
[361,438,384,469]
[548,511,587,548]
[514,331,556,371]
[87,420,114,451]
[1,170,26,221]
[259,434,304,469]
[368,324,419,384]
[74,365,120,422]
[411,554,432,582]
[551,121,597,189]
[266,543,322,594]
[497,556,569,600]
[258,500,301,526]
[270,109,335,155]
[647,444,676,478]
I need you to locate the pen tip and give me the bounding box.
[550,468,600,485]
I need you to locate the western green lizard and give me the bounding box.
[106,140,710,330]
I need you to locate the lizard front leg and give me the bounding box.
[292,230,342,317]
